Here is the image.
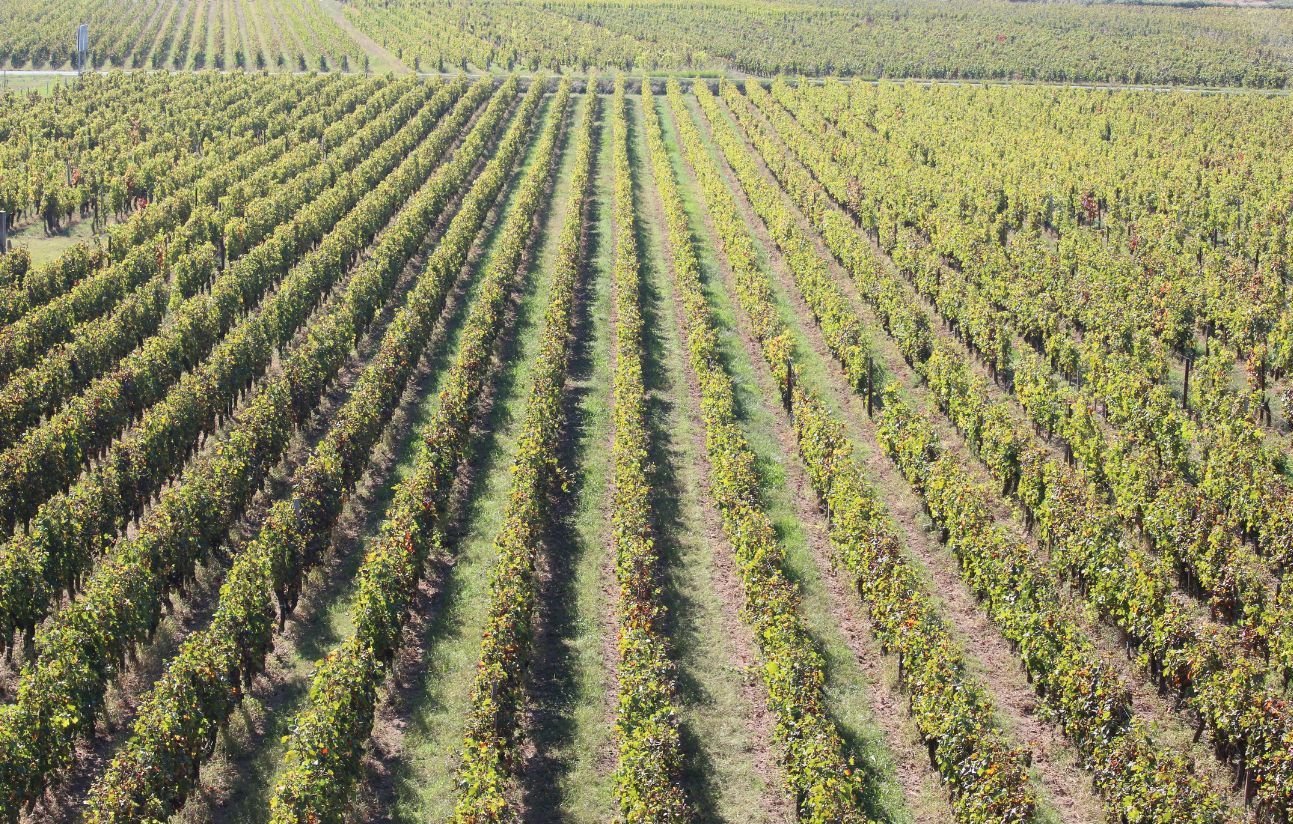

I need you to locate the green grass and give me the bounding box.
[660,90,918,824]
[633,91,792,824]
[0,71,75,95]
[518,90,617,822]
[377,92,586,823]
[320,0,406,74]
[6,213,104,267]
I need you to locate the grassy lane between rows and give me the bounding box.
[668,110,913,824]
[376,92,585,824]
[633,90,794,824]
[514,90,617,822]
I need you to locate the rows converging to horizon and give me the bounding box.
[0,25,1292,821]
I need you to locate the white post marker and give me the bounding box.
[76,24,88,73]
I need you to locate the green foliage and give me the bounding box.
[608,76,691,822]
[267,76,574,824]
[658,77,877,823]
[0,78,470,661]
[85,75,559,824]
[0,75,514,818]
[721,74,1257,820]
[0,0,359,72]
[449,78,598,824]
[345,0,1293,87]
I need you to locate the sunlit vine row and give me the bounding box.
[607,77,691,822]
[86,73,562,824]
[0,79,476,661]
[741,77,1293,819]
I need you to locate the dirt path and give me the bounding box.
[317,0,407,73]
